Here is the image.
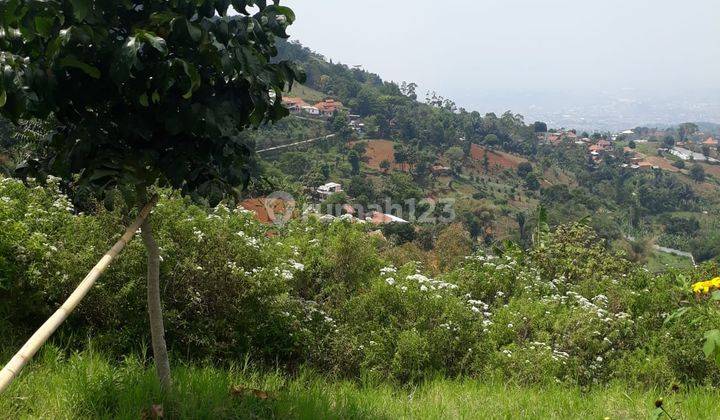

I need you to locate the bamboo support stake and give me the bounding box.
[0,196,158,394]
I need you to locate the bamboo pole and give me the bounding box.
[0,196,158,394]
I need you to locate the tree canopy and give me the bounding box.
[0,0,304,203]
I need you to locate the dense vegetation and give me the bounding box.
[3,179,720,384]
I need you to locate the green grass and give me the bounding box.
[646,249,695,273]
[3,348,720,419]
[288,83,326,103]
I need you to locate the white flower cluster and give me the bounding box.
[235,230,260,249]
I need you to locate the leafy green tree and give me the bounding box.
[517,162,533,178]
[0,0,302,390]
[663,135,676,148]
[678,123,699,142]
[689,164,706,183]
[524,172,541,190]
[533,121,548,133]
[628,140,636,149]
[482,152,490,174]
[445,146,464,175]
[379,159,391,173]
[348,150,361,175]
[484,134,499,148]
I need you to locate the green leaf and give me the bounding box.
[712,291,720,301]
[663,307,689,325]
[703,329,720,358]
[59,56,101,78]
[69,0,90,21]
[186,20,202,42]
[34,16,54,37]
[151,90,160,104]
[178,60,200,99]
[136,30,168,55]
[0,86,6,108]
[139,93,149,107]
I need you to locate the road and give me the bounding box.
[257,134,337,153]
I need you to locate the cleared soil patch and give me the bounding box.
[642,156,680,172]
[360,139,405,170]
[469,144,527,173]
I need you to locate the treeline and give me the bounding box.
[276,40,542,154]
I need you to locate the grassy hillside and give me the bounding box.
[288,83,326,103]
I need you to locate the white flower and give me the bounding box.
[380,266,397,275]
[289,260,305,271]
[385,277,396,286]
[420,285,428,292]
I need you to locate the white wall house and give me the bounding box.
[317,182,343,196]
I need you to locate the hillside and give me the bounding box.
[248,40,720,270]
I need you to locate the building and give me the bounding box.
[281,97,309,113]
[317,182,343,196]
[301,105,320,115]
[670,147,719,163]
[367,211,409,225]
[314,99,344,117]
[703,137,718,147]
[431,165,452,175]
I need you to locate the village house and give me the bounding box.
[670,147,719,163]
[431,165,452,176]
[301,105,320,115]
[281,97,309,113]
[703,137,718,147]
[316,182,343,196]
[367,211,409,225]
[314,99,344,117]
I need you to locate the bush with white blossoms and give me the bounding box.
[3,178,720,386]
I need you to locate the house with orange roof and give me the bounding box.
[314,99,344,116]
[703,137,718,146]
[281,97,309,113]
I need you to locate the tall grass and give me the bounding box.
[2,347,720,419]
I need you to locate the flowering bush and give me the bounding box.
[2,177,720,386]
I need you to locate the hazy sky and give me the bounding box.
[282,0,720,122]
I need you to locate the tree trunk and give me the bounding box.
[140,215,172,391]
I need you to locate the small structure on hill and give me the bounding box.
[314,99,344,117]
[317,182,343,196]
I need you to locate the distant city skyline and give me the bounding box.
[282,0,720,130]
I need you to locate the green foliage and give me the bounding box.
[0,0,304,202]
[4,179,720,388]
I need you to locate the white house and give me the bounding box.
[301,105,320,115]
[671,147,719,163]
[317,182,343,196]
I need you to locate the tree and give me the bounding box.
[524,172,541,190]
[533,121,548,133]
[663,135,676,148]
[678,123,699,142]
[517,162,533,178]
[484,134,499,148]
[0,0,302,390]
[379,159,391,173]
[689,164,706,183]
[445,146,464,175]
[482,152,490,174]
[348,150,361,175]
[628,140,636,149]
